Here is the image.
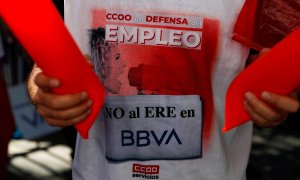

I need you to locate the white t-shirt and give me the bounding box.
[65,0,253,179]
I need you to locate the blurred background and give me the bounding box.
[0,1,299,180]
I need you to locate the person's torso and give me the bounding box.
[65,0,253,179]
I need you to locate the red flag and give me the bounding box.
[0,0,105,138]
[224,27,300,132]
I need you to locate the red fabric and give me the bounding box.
[224,27,300,132]
[232,0,260,50]
[0,0,105,139]
[233,0,300,51]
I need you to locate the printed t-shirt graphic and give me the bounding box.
[90,9,219,161]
